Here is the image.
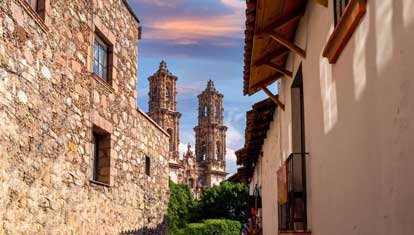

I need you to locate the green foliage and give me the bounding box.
[167,180,194,233]
[167,181,248,234]
[176,219,241,235]
[193,182,249,222]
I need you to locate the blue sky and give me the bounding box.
[128,0,268,174]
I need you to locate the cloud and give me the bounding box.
[130,0,245,47]
[144,14,242,45]
[220,0,245,10]
[179,142,194,158]
[226,147,238,175]
[139,39,243,60]
[136,0,183,8]
[226,123,243,148]
[224,106,245,149]
[176,85,203,94]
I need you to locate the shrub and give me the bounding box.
[176,219,241,235]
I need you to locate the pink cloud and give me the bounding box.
[134,0,183,8]
[141,0,245,45]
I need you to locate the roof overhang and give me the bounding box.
[235,98,277,181]
[243,0,309,96]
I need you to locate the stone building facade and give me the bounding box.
[147,63,227,197]
[0,0,169,234]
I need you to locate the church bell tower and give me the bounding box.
[194,80,227,187]
[147,61,181,163]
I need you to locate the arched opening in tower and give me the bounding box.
[201,142,207,161]
[203,106,207,117]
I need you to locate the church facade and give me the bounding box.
[148,61,227,197]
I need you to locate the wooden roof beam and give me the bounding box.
[265,62,293,78]
[250,73,283,93]
[254,48,289,67]
[261,86,285,111]
[269,33,306,59]
[256,13,303,37]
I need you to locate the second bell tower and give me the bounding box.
[194,80,227,187]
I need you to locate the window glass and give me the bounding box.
[93,35,108,81]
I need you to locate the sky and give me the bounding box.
[128,0,268,175]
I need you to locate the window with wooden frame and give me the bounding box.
[323,0,367,63]
[91,126,111,185]
[93,33,113,84]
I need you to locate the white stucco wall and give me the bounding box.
[259,110,282,235]
[269,1,414,235]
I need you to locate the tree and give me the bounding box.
[167,180,194,232]
[192,182,249,222]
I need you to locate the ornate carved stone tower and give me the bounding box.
[194,80,227,188]
[147,61,181,163]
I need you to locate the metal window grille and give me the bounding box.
[334,0,350,25]
[278,153,307,232]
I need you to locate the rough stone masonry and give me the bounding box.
[0,0,170,234]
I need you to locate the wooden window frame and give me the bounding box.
[323,0,367,63]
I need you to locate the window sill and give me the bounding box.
[91,73,114,93]
[322,0,367,64]
[16,0,48,33]
[89,179,111,187]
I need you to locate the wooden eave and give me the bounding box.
[243,0,308,96]
[235,98,277,181]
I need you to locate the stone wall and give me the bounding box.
[0,0,169,234]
